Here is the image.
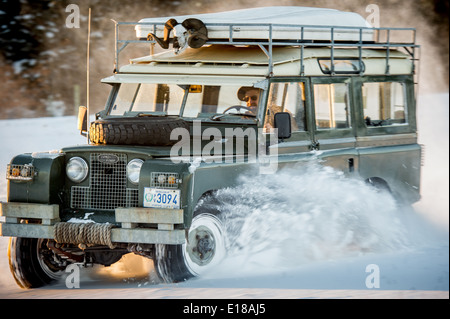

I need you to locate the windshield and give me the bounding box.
[109,83,262,119]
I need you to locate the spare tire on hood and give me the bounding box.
[89,117,190,146]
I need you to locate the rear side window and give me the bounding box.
[362,82,407,127]
[313,83,351,130]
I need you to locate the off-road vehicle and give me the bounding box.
[0,6,421,288]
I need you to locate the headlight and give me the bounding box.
[66,157,88,183]
[127,159,144,185]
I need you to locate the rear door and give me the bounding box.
[310,77,358,174]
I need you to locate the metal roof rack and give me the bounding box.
[112,21,420,78]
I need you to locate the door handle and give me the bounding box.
[348,158,355,172]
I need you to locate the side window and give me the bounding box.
[362,82,407,127]
[313,83,351,129]
[264,82,306,133]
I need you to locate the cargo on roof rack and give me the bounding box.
[112,6,419,77]
[135,6,374,42]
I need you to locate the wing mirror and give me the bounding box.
[274,112,292,140]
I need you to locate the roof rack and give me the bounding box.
[112,21,419,78]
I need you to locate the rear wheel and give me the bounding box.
[8,238,66,289]
[366,177,392,194]
[155,212,226,283]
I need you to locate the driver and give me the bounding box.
[237,87,261,115]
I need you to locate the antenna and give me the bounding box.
[86,7,91,144]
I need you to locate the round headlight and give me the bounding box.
[66,157,88,183]
[127,159,144,185]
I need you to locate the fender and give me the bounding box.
[8,153,65,205]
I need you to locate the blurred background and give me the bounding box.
[0,0,448,119]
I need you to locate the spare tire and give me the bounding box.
[89,117,190,146]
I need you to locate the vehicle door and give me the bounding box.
[310,77,358,174]
[262,78,313,157]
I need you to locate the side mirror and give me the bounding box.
[77,106,88,136]
[274,112,292,140]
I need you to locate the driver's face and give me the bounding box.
[245,89,260,109]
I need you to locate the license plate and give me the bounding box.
[143,188,180,209]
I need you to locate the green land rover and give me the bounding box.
[0,7,421,288]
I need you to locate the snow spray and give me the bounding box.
[206,158,420,277]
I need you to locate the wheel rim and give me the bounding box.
[36,239,66,281]
[183,213,226,276]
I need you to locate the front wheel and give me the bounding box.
[155,213,226,283]
[8,238,66,289]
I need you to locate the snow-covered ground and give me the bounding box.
[0,94,448,299]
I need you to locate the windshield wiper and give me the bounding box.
[210,113,257,121]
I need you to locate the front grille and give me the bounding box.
[70,153,139,210]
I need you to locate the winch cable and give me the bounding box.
[53,222,116,250]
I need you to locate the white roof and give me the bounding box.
[130,46,408,66]
[113,46,411,77]
[136,6,373,42]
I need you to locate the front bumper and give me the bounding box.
[0,202,185,245]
